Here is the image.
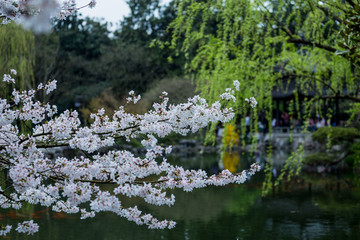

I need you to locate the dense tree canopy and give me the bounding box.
[336,1,360,66]
[34,1,184,115]
[167,0,360,192]
[169,0,359,128]
[109,0,184,95]
[0,23,35,93]
[33,15,112,112]
[0,0,261,236]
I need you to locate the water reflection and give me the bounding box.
[222,151,241,173]
[2,152,360,240]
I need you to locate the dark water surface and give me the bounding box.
[2,153,360,240]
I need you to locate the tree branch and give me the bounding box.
[316,5,342,23]
[263,3,339,54]
[276,73,338,96]
[304,94,360,102]
[287,38,337,53]
[0,190,15,203]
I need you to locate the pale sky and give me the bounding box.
[77,0,171,31]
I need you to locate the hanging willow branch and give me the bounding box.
[168,0,359,193]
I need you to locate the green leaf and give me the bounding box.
[354,3,360,12]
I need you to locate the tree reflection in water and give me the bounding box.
[1,152,360,240]
[222,151,241,173]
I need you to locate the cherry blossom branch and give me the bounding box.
[0,3,256,236]
[0,58,258,236]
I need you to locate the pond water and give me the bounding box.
[2,152,360,240]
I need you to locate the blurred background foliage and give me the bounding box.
[1,0,360,140]
[29,0,187,119]
[0,22,35,95]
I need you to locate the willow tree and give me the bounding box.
[0,22,35,94]
[0,22,35,135]
[168,0,359,191]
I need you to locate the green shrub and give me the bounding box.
[304,152,336,166]
[312,127,360,145]
[344,142,360,167]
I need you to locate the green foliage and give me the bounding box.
[169,0,360,194]
[54,15,111,59]
[0,23,35,93]
[312,127,360,145]
[172,0,356,100]
[336,1,360,66]
[116,0,175,44]
[168,0,360,133]
[0,23,35,134]
[103,42,170,96]
[156,133,184,145]
[34,32,59,102]
[109,0,184,96]
[261,146,274,196]
[346,102,360,127]
[36,8,181,113]
[34,15,112,113]
[274,144,304,186]
[344,142,360,167]
[33,2,183,115]
[303,152,336,166]
[204,123,217,146]
[137,77,196,111]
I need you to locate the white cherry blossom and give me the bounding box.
[0,71,258,235]
[0,3,259,235]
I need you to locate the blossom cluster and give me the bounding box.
[0,0,96,33]
[0,1,261,236]
[245,97,258,108]
[0,70,259,236]
[0,225,11,236]
[15,220,39,235]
